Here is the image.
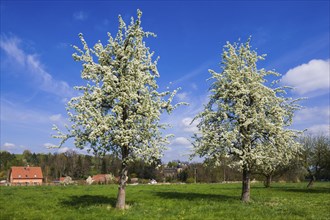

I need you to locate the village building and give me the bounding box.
[92,174,118,184]
[9,166,43,186]
[53,177,68,185]
[163,167,180,178]
[92,174,108,184]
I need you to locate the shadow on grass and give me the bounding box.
[274,187,330,194]
[61,195,117,208]
[154,191,238,202]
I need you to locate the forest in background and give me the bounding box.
[1,134,329,185]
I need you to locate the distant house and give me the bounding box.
[53,177,67,184]
[162,165,187,179]
[92,174,107,184]
[53,176,74,185]
[9,166,43,186]
[92,174,118,184]
[163,168,179,178]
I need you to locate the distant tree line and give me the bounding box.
[0,150,117,182]
[0,149,162,183]
[1,134,329,184]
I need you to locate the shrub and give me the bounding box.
[186,177,195,184]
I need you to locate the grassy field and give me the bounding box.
[0,182,329,220]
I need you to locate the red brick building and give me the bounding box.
[9,166,43,186]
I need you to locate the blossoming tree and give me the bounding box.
[253,130,301,187]
[53,10,180,209]
[192,39,301,202]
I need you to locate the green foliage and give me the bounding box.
[167,160,179,168]
[0,151,18,172]
[178,169,188,182]
[128,159,160,180]
[301,134,330,180]
[186,177,195,183]
[0,183,329,219]
[138,179,149,184]
[0,151,309,184]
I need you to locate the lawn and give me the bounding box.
[0,182,329,220]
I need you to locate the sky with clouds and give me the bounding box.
[1,1,329,162]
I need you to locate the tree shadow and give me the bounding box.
[154,191,238,202]
[275,187,330,194]
[60,195,117,208]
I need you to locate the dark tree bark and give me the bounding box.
[307,175,315,188]
[264,175,272,188]
[241,166,250,202]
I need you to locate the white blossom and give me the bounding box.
[192,38,303,174]
[53,9,182,165]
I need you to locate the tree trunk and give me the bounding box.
[116,161,128,209]
[241,166,250,202]
[264,175,272,188]
[194,168,197,184]
[116,144,129,209]
[307,175,315,188]
[223,165,226,182]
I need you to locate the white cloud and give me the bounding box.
[172,137,191,146]
[181,117,199,133]
[294,106,329,125]
[0,36,25,65]
[281,59,330,95]
[293,106,330,136]
[1,142,26,153]
[307,124,330,136]
[73,11,88,21]
[3,142,15,148]
[0,99,68,130]
[57,147,70,153]
[1,99,50,124]
[49,114,62,122]
[0,35,74,98]
[43,143,56,148]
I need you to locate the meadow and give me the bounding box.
[0,182,329,220]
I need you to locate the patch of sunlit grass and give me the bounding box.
[0,182,329,219]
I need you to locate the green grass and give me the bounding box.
[1,182,329,220]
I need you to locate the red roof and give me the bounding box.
[92,174,107,182]
[10,166,43,179]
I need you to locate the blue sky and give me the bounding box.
[1,1,329,162]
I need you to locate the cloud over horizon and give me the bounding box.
[281,59,330,95]
[293,106,330,135]
[1,142,26,154]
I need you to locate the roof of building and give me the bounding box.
[92,174,107,182]
[10,166,43,179]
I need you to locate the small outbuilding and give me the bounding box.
[92,174,108,184]
[9,166,43,186]
[92,174,118,184]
